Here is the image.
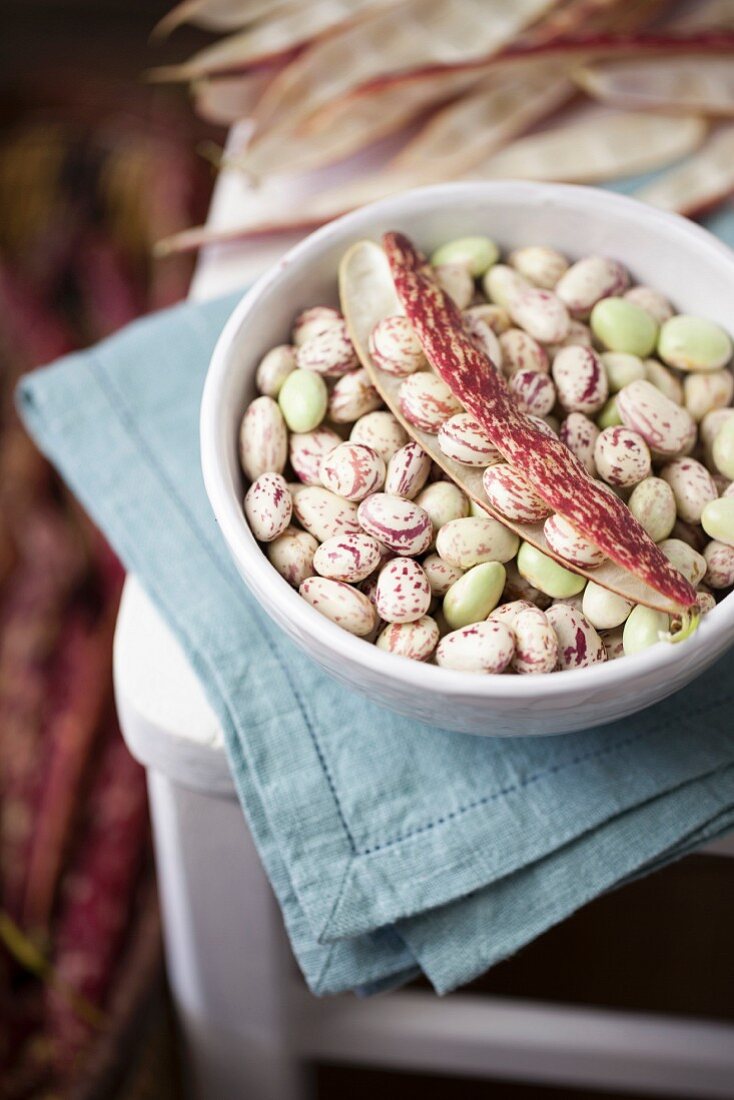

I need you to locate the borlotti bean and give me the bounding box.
[290,427,341,485]
[594,427,651,488]
[329,369,382,423]
[292,486,361,543]
[349,410,407,462]
[616,380,696,457]
[385,441,432,499]
[627,477,676,542]
[438,413,500,467]
[368,315,427,377]
[499,329,550,376]
[299,576,376,636]
[296,319,359,376]
[422,553,464,597]
[244,473,292,542]
[435,516,519,569]
[239,396,288,481]
[546,605,606,669]
[543,514,605,568]
[267,526,318,587]
[256,345,296,397]
[509,369,556,417]
[555,256,629,318]
[623,286,674,326]
[320,442,385,502]
[357,493,433,556]
[483,463,552,523]
[552,346,609,415]
[292,305,342,345]
[313,532,383,583]
[239,233,733,673]
[399,372,463,432]
[660,458,718,525]
[559,413,599,476]
[375,558,432,623]
[436,620,515,673]
[509,246,568,289]
[376,617,440,661]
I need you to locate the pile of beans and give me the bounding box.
[239,236,734,674]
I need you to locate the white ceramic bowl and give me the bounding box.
[201,181,734,735]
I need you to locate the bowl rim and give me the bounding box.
[201,180,734,701]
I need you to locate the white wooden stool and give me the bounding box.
[113,138,734,1098]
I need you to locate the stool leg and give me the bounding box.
[146,771,308,1100]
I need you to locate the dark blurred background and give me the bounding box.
[0,4,733,1100]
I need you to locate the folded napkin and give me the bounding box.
[18,233,734,996]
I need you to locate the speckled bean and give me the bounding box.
[437,413,500,467]
[660,457,718,524]
[683,369,733,422]
[443,561,505,629]
[398,372,463,433]
[289,427,341,485]
[483,463,552,523]
[703,540,734,588]
[422,553,464,597]
[509,368,556,417]
[546,604,606,669]
[696,588,717,614]
[376,617,440,661]
[295,319,358,376]
[616,380,696,457]
[329,369,382,423]
[658,538,707,586]
[292,486,360,543]
[555,256,629,318]
[627,477,676,542]
[385,441,432,499]
[464,303,511,335]
[244,473,292,542]
[299,576,376,636]
[509,245,568,289]
[313,532,383,582]
[255,344,296,397]
[601,627,626,660]
[508,286,570,345]
[581,581,633,630]
[463,313,504,370]
[368,315,426,376]
[375,558,431,623]
[415,481,470,532]
[594,426,651,488]
[543,514,605,567]
[623,285,674,325]
[436,620,515,674]
[436,516,519,569]
[349,411,407,463]
[511,606,559,674]
[357,493,433,556]
[517,542,586,599]
[658,315,732,372]
[498,328,549,377]
[559,412,599,476]
[552,346,609,415]
[320,442,385,502]
[239,395,287,481]
[292,305,342,346]
[266,525,318,587]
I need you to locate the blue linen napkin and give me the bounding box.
[18,224,734,997]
